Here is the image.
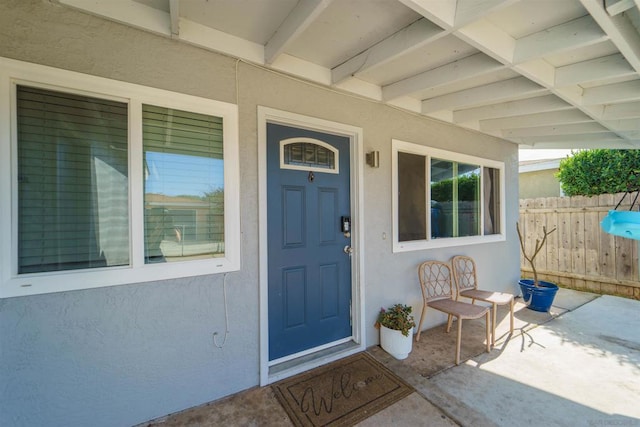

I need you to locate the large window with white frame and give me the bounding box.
[0,58,239,297]
[392,139,504,252]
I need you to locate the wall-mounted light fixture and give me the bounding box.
[366,151,380,168]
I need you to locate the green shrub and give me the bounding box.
[375,304,416,336]
[431,174,479,202]
[556,149,640,196]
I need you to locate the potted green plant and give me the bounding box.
[516,222,559,312]
[375,304,416,360]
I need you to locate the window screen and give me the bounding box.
[17,85,129,273]
[142,104,225,263]
[398,152,427,242]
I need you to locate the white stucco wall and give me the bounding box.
[0,1,521,426]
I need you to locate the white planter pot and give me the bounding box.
[380,325,413,360]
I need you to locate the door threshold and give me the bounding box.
[267,340,363,384]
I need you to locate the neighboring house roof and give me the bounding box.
[145,193,210,208]
[59,0,640,151]
[519,158,562,173]
[519,158,564,198]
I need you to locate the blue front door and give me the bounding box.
[267,123,352,361]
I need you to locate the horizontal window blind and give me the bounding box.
[143,104,223,158]
[17,85,129,273]
[142,104,225,263]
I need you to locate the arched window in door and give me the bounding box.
[280,137,339,174]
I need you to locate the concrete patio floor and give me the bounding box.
[141,289,640,426]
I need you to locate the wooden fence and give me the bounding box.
[519,192,640,300]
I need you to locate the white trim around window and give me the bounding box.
[0,57,240,298]
[392,139,506,253]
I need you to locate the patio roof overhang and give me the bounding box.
[59,0,640,150]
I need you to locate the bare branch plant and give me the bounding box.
[516,222,557,287]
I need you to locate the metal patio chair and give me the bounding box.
[451,255,515,347]
[415,260,491,365]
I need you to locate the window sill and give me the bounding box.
[1,257,240,298]
[393,234,506,253]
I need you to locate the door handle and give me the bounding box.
[343,245,353,256]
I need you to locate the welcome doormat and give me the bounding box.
[271,352,414,427]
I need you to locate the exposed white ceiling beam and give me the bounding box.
[455,18,604,134]
[581,0,640,73]
[387,96,423,114]
[454,0,519,27]
[59,0,171,36]
[513,59,557,88]
[453,94,573,122]
[455,13,626,143]
[169,0,180,37]
[582,79,640,104]
[264,0,333,64]
[57,0,640,151]
[421,77,546,113]
[382,53,505,101]
[513,15,607,63]
[269,53,333,86]
[332,18,444,84]
[507,52,635,143]
[333,76,383,100]
[480,109,594,131]
[605,0,636,16]
[503,122,609,138]
[179,18,264,64]
[603,118,640,130]
[516,132,625,144]
[59,0,266,63]
[518,140,637,149]
[397,0,456,29]
[555,53,635,86]
[455,18,515,64]
[619,130,640,139]
[602,101,640,119]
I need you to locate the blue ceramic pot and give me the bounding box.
[518,279,559,312]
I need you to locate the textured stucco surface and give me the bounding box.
[0,276,258,427]
[520,169,562,198]
[237,61,521,343]
[0,1,519,426]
